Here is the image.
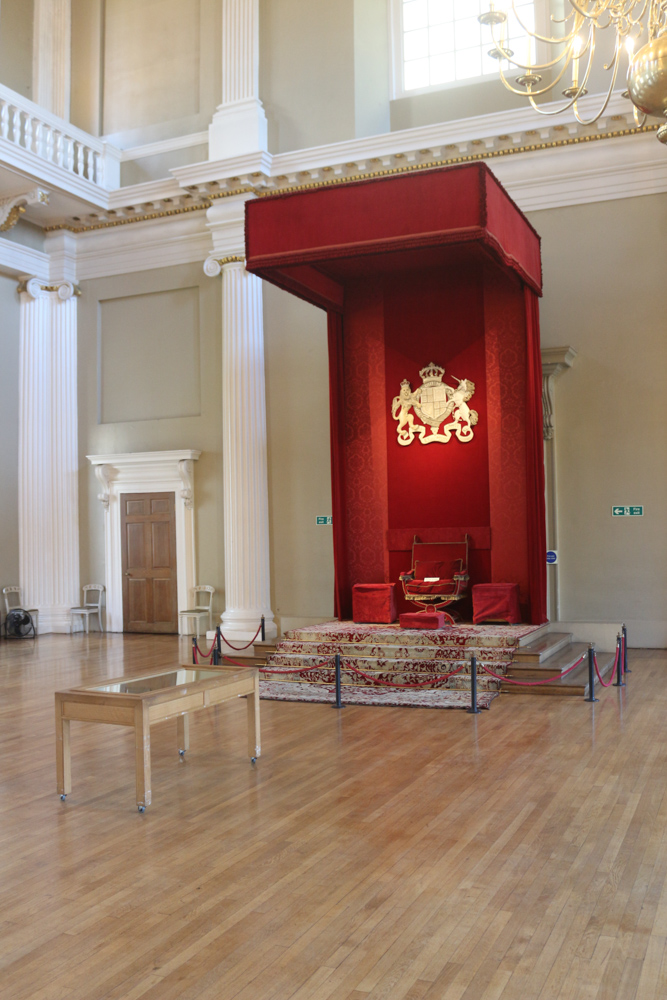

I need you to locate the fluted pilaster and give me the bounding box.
[209,0,267,159]
[220,261,276,639]
[19,279,80,632]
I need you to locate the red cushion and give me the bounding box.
[414,559,459,581]
[352,583,397,624]
[405,579,456,596]
[400,612,447,630]
[472,583,521,624]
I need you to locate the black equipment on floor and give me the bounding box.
[4,609,36,639]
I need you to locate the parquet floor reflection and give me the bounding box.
[1,634,666,1000]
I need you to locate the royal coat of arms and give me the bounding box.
[391,362,479,445]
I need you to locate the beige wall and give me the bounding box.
[71,0,221,144]
[76,267,335,634]
[0,0,33,100]
[71,0,103,135]
[263,283,334,629]
[260,0,356,153]
[77,263,224,619]
[0,273,19,590]
[528,193,667,646]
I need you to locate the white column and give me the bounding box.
[205,257,276,640]
[209,0,268,160]
[33,0,71,120]
[19,279,80,633]
[542,346,577,624]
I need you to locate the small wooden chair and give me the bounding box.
[3,586,39,635]
[71,585,105,633]
[179,586,215,635]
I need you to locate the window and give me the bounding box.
[397,0,537,95]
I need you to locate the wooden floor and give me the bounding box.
[1,635,666,1000]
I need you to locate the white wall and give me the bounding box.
[77,262,224,619]
[530,193,667,647]
[263,283,334,631]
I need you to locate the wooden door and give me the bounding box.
[121,493,178,633]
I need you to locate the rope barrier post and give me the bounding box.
[584,643,598,703]
[613,632,625,687]
[334,653,344,709]
[622,622,630,673]
[261,615,266,643]
[216,625,222,663]
[191,637,196,665]
[467,655,480,715]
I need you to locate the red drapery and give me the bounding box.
[524,287,547,624]
[327,311,351,620]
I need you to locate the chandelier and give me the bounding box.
[478,1,667,143]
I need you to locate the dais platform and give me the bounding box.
[266,620,546,693]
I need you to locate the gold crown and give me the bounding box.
[419,362,445,385]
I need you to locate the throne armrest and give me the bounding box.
[399,570,414,581]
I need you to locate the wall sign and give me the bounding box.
[546,550,558,564]
[316,516,333,525]
[612,506,644,517]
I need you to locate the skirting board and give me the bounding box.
[554,620,663,650]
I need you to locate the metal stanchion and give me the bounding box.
[467,655,480,714]
[261,615,266,642]
[622,623,630,673]
[334,653,344,709]
[216,625,222,663]
[584,642,598,702]
[613,632,625,687]
[212,626,219,665]
[191,637,197,665]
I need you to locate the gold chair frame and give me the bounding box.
[399,535,470,625]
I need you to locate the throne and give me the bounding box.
[399,535,470,625]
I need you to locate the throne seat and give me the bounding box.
[400,536,470,625]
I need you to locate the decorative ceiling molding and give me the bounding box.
[0,188,49,231]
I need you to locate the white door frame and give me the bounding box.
[87,450,201,633]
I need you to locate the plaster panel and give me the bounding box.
[99,286,201,423]
[103,0,200,134]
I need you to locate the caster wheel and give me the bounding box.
[138,805,145,813]
[251,757,257,764]
[60,794,67,801]
[179,749,186,757]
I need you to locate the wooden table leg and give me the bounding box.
[177,713,190,755]
[55,696,71,798]
[135,703,152,810]
[247,676,261,761]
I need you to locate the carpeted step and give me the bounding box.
[269,643,515,664]
[263,656,505,692]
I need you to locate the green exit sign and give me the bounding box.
[316,516,333,525]
[612,506,644,517]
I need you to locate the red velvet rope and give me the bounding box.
[222,656,468,687]
[593,645,620,688]
[479,653,586,686]
[218,622,263,651]
[222,655,335,671]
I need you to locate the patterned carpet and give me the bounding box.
[264,620,544,695]
[259,680,498,709]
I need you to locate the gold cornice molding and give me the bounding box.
[44,200,211,234]
[42,120,660,232]
[257,122,661,199]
